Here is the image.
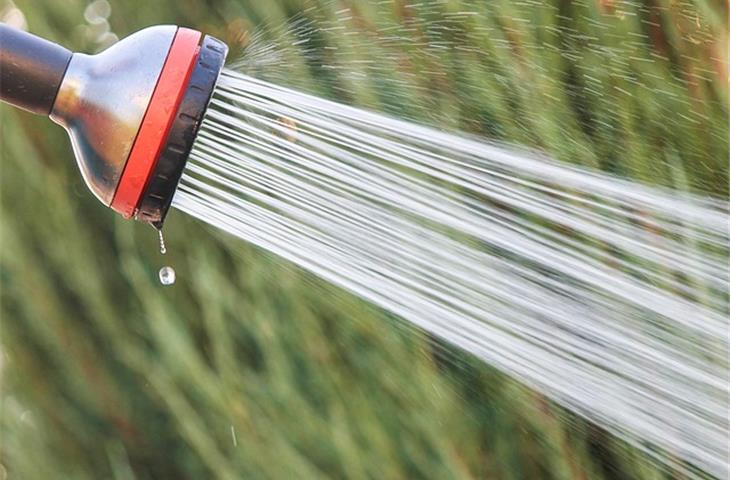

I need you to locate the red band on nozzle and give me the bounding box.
[111,27,201,218]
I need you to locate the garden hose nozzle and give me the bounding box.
[0,23,228,226]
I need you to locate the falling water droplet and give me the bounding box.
[159,266,176,285]
[157,228,167,255]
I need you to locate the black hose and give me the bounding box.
[0,23,72,115]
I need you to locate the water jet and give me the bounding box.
[1,22,727,479]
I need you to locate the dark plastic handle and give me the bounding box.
[0,23,72,115]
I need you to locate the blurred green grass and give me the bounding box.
[1,0,726,478]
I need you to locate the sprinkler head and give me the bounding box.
[0,24,228,227]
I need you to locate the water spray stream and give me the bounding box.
[1,22,727,480]
[173,69,729,479]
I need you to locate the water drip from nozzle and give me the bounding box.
[158,266,176,285]
[157,228,167,255]
[155,227,175,285]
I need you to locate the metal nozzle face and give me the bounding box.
[50,26,177,205]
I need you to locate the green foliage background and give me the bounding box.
[1,0,726,478]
